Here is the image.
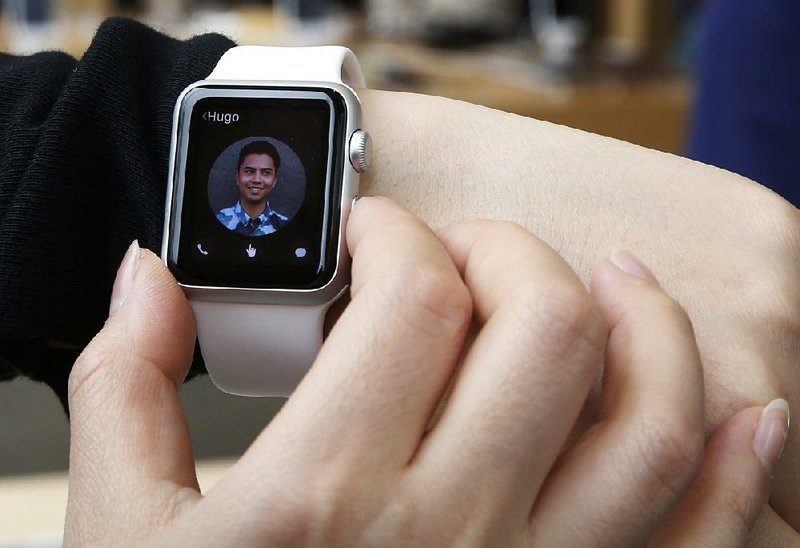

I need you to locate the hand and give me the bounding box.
[65,198,785,546]
[359,89,800,542]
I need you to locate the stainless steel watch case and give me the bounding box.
[161,80,364,307]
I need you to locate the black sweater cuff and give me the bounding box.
[0,17,236,410]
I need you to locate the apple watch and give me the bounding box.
[161,46,371,397]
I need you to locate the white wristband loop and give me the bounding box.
[207,45,366,89]
[190,46,363,397]
[191,300,327,397]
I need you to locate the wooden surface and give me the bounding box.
[0,12,690,154]
[360,41,691,154]
[0,459,235,544]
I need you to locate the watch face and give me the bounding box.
[167,86,349,290]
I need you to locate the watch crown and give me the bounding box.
[349,130,372,173]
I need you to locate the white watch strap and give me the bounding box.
[192,45,360,397]
[192,300,328,397]
[207,45,366,89]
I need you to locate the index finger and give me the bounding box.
[228,198,472,486]
[407,220,607,530]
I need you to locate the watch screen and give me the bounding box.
[169,87,348,289]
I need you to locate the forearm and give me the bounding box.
[362,88,800,533]
[361,89,794,287]
[360,89,799,379]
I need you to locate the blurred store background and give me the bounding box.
[4,0,794,544]
[0,0,702,153]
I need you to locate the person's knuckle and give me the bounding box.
[631,418,704,502]
[511,285,605,363]
[717,480,761,538]
[68,332,128,404]
[662,296,697,338]
[640,287,698,344]
[387,263,472,336]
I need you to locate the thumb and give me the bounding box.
[649,401,789,546]
[65,241,199,545]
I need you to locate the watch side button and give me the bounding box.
[349,129,372,173]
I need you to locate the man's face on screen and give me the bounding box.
[236,153,277,205]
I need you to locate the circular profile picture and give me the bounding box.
[208,137,307,237]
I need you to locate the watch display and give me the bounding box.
[166,86,348,289]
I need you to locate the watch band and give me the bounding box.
[192,46,363,397]
[207,45,366,89]
[190,300,327,397]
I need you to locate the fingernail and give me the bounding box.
[109,240,140,316]
[610,250,658,283]
[753,398,790,471]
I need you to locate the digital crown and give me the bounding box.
[349,130,372,173]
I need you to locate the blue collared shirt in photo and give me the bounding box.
[216,201,289,236]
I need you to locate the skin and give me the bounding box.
[64,198,782,547]
[59,83,800,543]
[236,152,277,220]
[356,89,800,544]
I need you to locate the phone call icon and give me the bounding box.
[196,243,209,256]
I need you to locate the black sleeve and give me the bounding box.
[0,17,236,411]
